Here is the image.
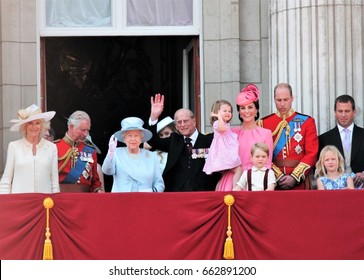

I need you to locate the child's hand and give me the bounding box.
[210,112,219,118]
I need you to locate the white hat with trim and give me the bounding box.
[157,116,174,133]
[10,104,55,132]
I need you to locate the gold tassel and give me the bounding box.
[43,197,54,260]
[223,194,235,260]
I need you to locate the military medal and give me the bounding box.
[82,170,89,179]
[293,132,303,143]
[87,152,94,163]
[297,122,301,132]
[79,151,86,162]
[293,120,303,143]
[191,148,209,159]
[82,163,91,179]
[295,144,302,155]
[293,120,302,132]
[85,162,91,172]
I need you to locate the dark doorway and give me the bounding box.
[43,36,196,191]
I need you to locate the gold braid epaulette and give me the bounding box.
[257,115,291,154]
[291,162,310,182]
[58,148,74,174]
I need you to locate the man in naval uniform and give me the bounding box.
[258,83,318,190]
[56,110,103,193]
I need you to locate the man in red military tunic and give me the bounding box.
[55,110,103,193]
[258,83,318,190]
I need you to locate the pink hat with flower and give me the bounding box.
[235,84,260,106]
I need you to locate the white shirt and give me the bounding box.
[234,166,276,191]
[184,129,198,146]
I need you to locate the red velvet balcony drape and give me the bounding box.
[0,191,363,260]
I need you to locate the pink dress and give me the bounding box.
[203,121,241,174]
[216,125,273,191]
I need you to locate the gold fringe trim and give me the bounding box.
[272,119,291,155]
[43,197,54,260]
[223,194,235,260]
[271,163,284,181]
[58,148,74,173]
[291,162,310,182]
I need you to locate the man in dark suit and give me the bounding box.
[319,94,364,187]
[147,93,221,191]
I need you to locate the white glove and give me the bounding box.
[108,135,117,158]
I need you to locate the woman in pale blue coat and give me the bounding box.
[102,117,165,192]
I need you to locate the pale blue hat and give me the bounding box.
[114,117,152,143]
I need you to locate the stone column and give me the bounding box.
[270,0,364,133]
[202,0,241,130]
[0,0,38,172]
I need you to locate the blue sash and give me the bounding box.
[273,114,308,159]
[62,146,95,184]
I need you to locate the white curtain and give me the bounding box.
[127,0,193,26]
[46,0,111,27]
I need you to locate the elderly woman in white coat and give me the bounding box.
[102,117,165,192]
[0,104,60,194]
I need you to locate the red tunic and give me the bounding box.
[258,110,318,190]
[56,135,101,192]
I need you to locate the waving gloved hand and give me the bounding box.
[108,135,117,159]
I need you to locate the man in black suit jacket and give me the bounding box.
[147,94,221,191]
[319,94,364,187]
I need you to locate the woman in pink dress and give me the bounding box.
[217,84,273,191]
[203,100,242,188]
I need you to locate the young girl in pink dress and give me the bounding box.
[203,100,242,189]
